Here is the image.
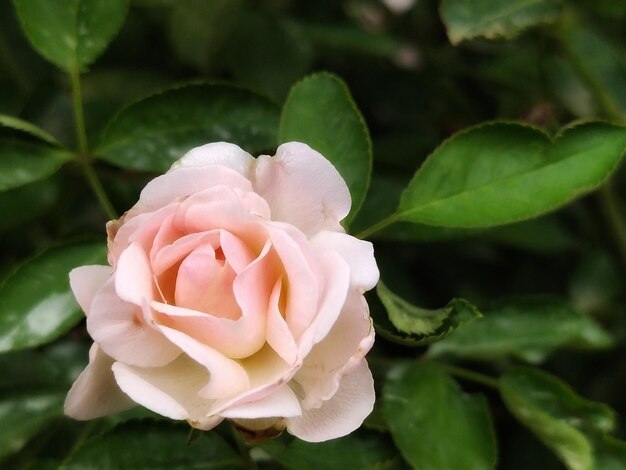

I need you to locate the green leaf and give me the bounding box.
[396,122,626,228]
[383,361,497,470]
[65,420,244,469]
[500,367,616,470]
[13,0,129,70]
[440,0,561,45]
[96,83,280,172]
[225,13,313,100]
[559,27,626,119]
[0,140,72,191]
[0,241,106,352]
[429,297,612,363]
[0,114,60,145]
[593,436,626,470]
[0,389,65,460]
[376,281,481,346]
[259,432,404,470]
[0,177,59,230]
[279,72,372,224]
[169,0,243,71]
[301,23,403,59]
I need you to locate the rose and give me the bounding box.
[64,142,379,442]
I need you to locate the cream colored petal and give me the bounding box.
[64,344,134,420]
[286,359,374,442]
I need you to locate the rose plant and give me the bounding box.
[64,142,379,442]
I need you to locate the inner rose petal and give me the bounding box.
[152,241,279,358]
[174,243,240,320]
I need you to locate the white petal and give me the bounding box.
[253,142,351,236]
[112,356,221,430]
[65,344,134,420]
[297,251,351,359]
[157,326,250,399]
[172,142,254,176]
[220,384,301,419]
[69,265,112,314]
[295,290,375,409]
[286,359,375,442]
[309,231,379,292]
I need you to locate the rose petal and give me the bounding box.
[177,187,269,250]
[115,242,154,308]
[65,344,134,420]
[297,251,351,359]
[286,359,375,442]
[69,265,111,315]
[295,290,375,408]
[253,142,351,236]
[220,384,301,419]
[266,277,298,365]
[219,230,256,274]
[112,356,222,431]
[108,204,175,265]
[174,243,240,319]
[266,224,321,339]
[309,231,379,292]
[172,142,254,177]
[151,230,220,276]
[157,326,250,400]
[211,344,295,415]
[88,278,180,367]
[128,165,253,219]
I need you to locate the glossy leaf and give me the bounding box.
[500,367,616,470]
[279,73,372,224]
[0,390,65,460]
[0,114,59,144]
[225,14,312,100]
[383,361,497,470]
[96,83,280,172]
[429,297,612,362]
[0,242,106,352]
[13,0,129,70]
[440,0,561,45]
[65,420,243,469]
[397,122,626,228]
[259,432,405,470]
[376,281,481,346]
[0,177,59,230]
[0,140,72,191]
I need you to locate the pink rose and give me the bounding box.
[65,142,379,442]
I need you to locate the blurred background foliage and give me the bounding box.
[1,0,626,468]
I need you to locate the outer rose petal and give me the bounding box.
[286,359,375,442]
[88,278,180,367]
[69,265,111,314]
[172,142,255,177]
[127,165,253,219]
[157,326,250,400]
[220,384,301,419]
[112,356,222,431]
[309,231,379,292]
[65,344,134,419]
[253,142,351,236]
[295,290,375,409]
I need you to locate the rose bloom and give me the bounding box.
[65,142,379,442]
